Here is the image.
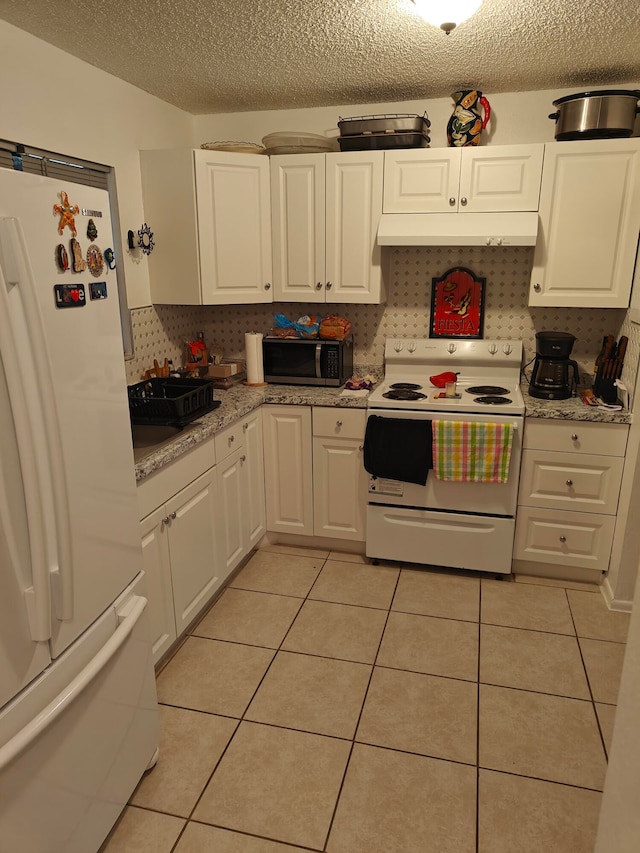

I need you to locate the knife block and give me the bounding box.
[593,375,618,404]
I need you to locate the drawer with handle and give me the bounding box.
[518,449,624,515]
[514,506,615,571]
[523,419,628,456]
[214,420,245,462]
[313,407,366,440]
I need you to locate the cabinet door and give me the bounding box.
[270,154,326,302]
[195,150,273,304]
[383,149,461,213]
[140,506,176,664]
[326,151,385,303]
[217,447,246,576]
[262,405,313,535]
[166,467,222,634]
[459,144,543,212]
[530,139,640,307]
[242,409,266,550]
[313,436,367,541]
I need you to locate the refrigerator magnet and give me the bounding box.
[104,247,116,270]
[70,238,87,272]
[53,190,80,237]
[56,243,69,272]
[86,218,98,241]
[86,244,104,277]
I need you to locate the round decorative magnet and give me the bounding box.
[137,223,155,255]
[53,190,80,237]
[87,218,98,241]
[56,243,69,272]
[86,244,104,277]
[104,247,116,270]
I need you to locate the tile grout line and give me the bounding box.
[168,550,331,851]
[564,586,610,761]
[320,563,403,852]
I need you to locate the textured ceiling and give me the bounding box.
[2,0,639,115]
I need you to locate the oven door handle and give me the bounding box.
[315,343,322,379]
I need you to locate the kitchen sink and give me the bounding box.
[131,423,194,461]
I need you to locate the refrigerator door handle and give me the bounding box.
[0,594,148,771]
[0,217,73,626]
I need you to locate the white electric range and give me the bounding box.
[365,338,525,574]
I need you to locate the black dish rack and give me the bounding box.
[128,377,220,426]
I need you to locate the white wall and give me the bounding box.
[194,85,640,149]
[0,20,196,308]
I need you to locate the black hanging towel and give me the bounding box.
[363,415,433,485]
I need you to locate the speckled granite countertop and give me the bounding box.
[134,383,372,482]
[134,379,632,483]
[521,383,632,425]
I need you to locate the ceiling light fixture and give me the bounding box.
[410,0,483,34]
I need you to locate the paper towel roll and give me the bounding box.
[245,332,264,385]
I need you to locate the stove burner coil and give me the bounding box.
[383,389,427,401]
[473,395,512,405]
[390,382,423,390]
[466,385,509,395]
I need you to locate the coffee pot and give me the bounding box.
[529,331,580,400]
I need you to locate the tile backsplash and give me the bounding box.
[126,246,637,399]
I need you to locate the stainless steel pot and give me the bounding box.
[549,89,640,140]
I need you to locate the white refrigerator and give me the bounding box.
[0,169,159,851]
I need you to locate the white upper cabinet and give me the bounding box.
[270,151,385,304]
[140,149,272,305]
[383,144,544,213]
[530,138,640,308]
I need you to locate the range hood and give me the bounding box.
[377,212,539,247]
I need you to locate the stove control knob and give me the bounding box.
[447,342,456,354]
[502,343,512,355]
[407,341,417,353]
[394,341,403,352]
[489,343,498,354]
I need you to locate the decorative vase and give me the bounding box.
[447,90,491,147]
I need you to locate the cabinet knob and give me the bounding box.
[229,434,235,444]
[336,420,343,427]
[243,422,248,431]
[460,196,468,206]
[326,281,333,289]
[571,434,578,441]
[316,281,323,289]
[264,282,271,290]
[359,444,364,451]
[449,197,456,206]
[566,479,573,487]
[162,516,170,526]
[170,511,177,520]
[559,535,567,543]
[533,283,541,292]
[240,454,246,463]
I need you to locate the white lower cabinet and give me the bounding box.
[215,410,266,575]
[313,407,368,541]
[138,413,266,665]
[262,404,367,542]
[139,463,221,663]
[514,419,628,579]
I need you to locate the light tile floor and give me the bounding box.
[101,545,631,853]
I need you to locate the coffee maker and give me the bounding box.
[529,331,580,400]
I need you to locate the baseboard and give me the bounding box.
[601,575,635,613]
[261,531,365,555]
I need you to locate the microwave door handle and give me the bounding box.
[315,343,322,378]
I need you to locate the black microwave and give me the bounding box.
[262,336,353,386]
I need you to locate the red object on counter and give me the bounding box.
[429,371,459,388]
